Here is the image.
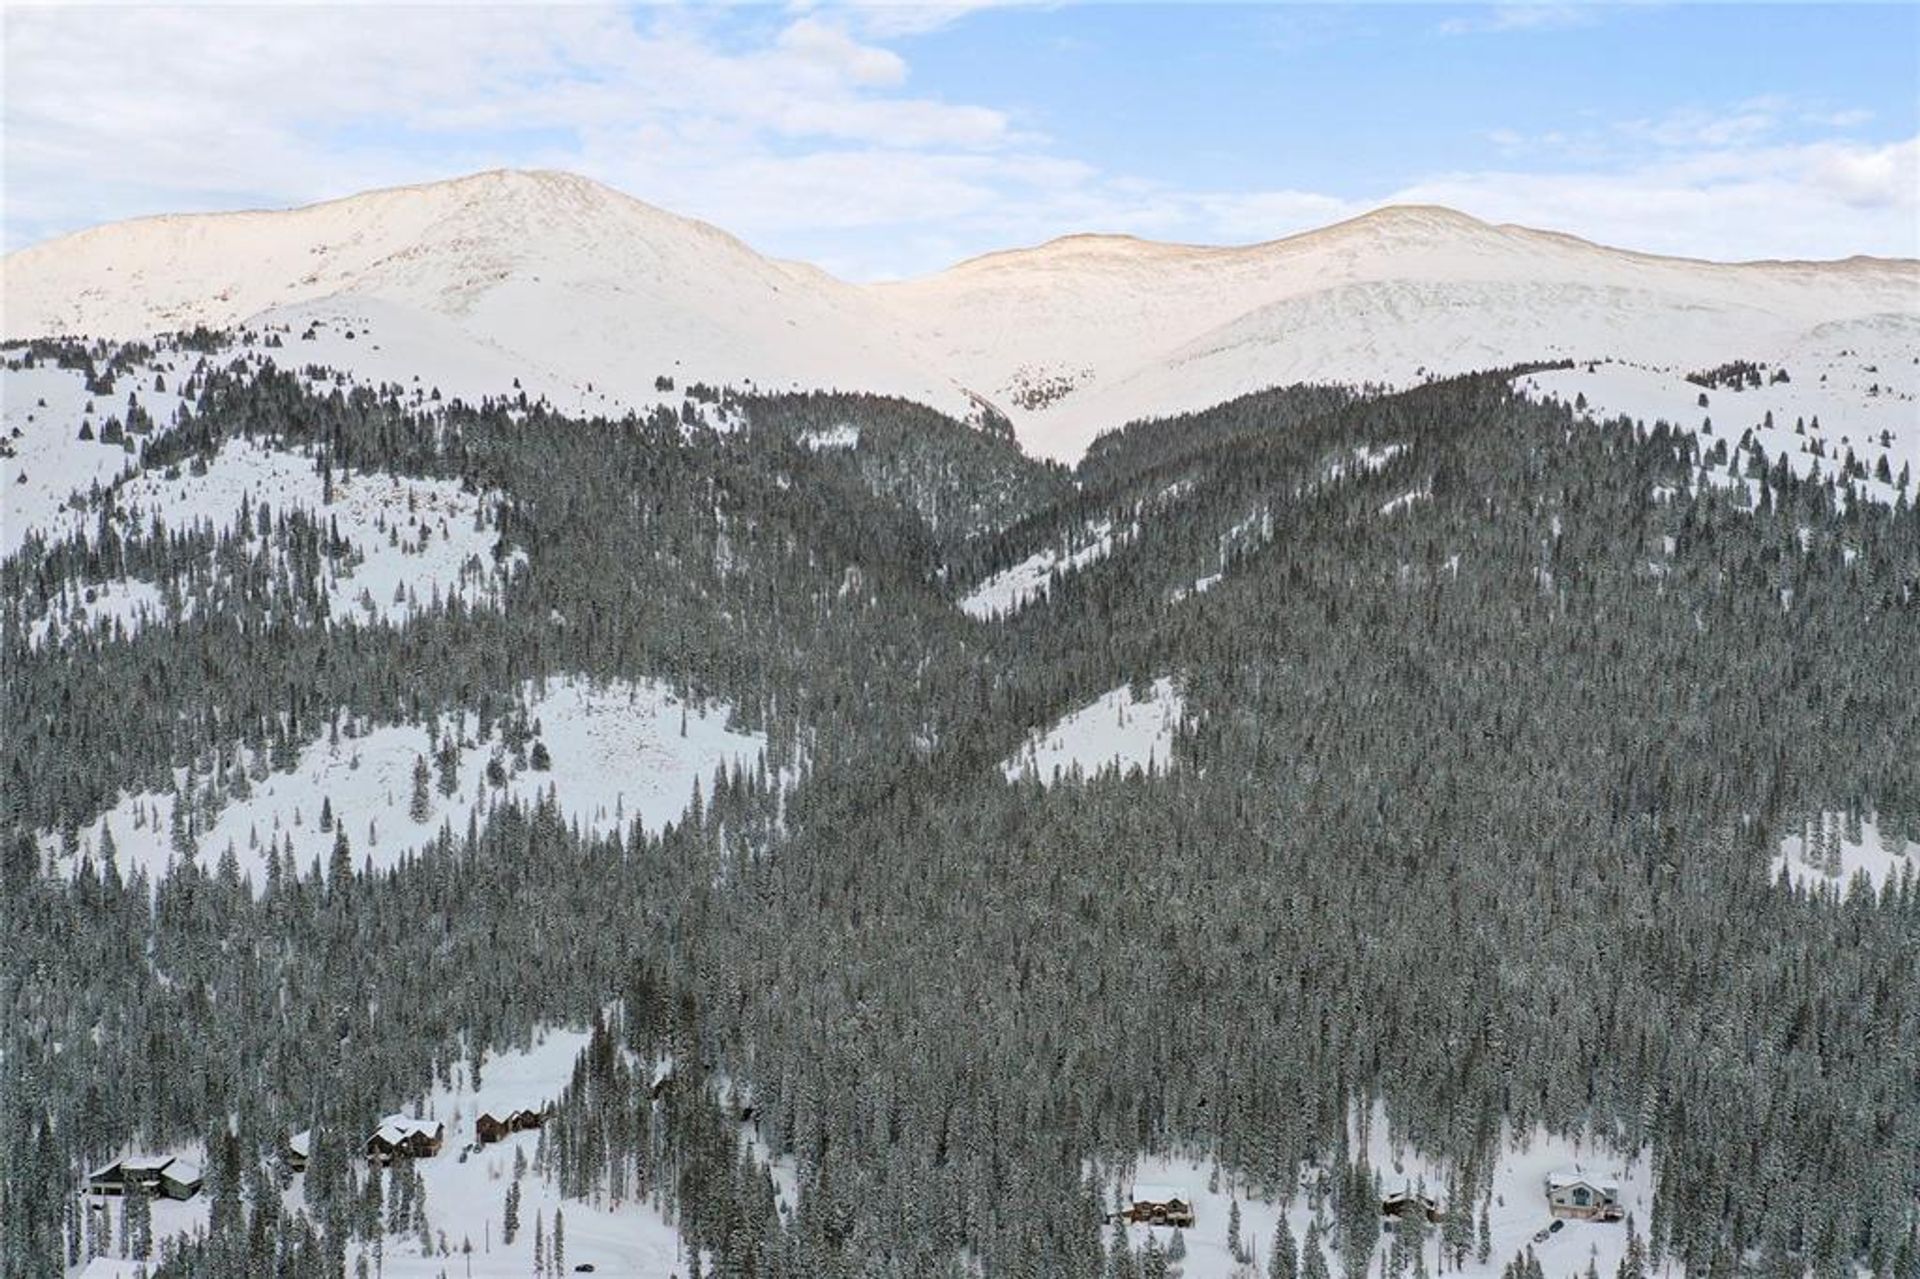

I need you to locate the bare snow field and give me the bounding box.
[1005,676,1185,785]
[41,676,766,892]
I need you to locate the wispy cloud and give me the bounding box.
[1438,4,1599,36]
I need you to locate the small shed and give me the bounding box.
[157,1160,202,1200]
[286,1130,311,1173]
[1546,1172,1623,1221]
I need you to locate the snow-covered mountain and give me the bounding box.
[6,170,1915,462]
[877,207,1920,460]
[0,169,975,423]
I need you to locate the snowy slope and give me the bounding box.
[2,169,977,426]
[1005,677,1185,785]
[877,208,1920,461]
[1514,313,1919,499]
[20,435,514,646]
[42,676,766,892]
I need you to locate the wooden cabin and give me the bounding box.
[366,1115,444,1163]
[1381,1189,1443,1224]
[1121,1185,1196,1228]
[475,1105,548,1145]
[475,1111,510,1145]
[156,1161,203,1200]
[285,1130,311,1173]
[1546,1173,1623,1222]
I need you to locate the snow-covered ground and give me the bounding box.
[2,356,191,557]
[43,676,766,891]
[1108,1116,1652,1279]
[1515,317,1917,507]
[960,517,1130,619]
[1005,676,1184,785]
[1774,811,1917,893]
[19,435,513,646]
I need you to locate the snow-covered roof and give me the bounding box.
[121,1154,175,1173]
[161,1160,201,1184]
[288,1129,311,1157]
[372,1114,442,1144]
[1130,1184,1191,1205]
[1546,1171,1619,1195]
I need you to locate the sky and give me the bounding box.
[3,2,1916,279]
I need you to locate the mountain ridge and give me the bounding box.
[6,168,1915,461]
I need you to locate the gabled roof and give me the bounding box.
[288,1129,311,1158]
[1546,1171,1619,1195]
[88,1154,180,1181]
[160,1160,202,1184]
[1130,1184,1192,1205]
[371,1114,443,1145]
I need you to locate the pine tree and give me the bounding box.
[409,755,432,823]
[1271,1212,1299,1279]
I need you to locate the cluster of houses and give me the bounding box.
[84,1155,203,1201]
[1108,1170,1619,1235]
[1371,1171,1623,1228]
[283,1101,551,1171]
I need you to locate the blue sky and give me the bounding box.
[5,3,1915,277]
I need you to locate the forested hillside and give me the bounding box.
[3,336,1916,1278]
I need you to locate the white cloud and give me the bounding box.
[2,6,1912,278]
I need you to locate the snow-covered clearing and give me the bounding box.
[1774,811,1916,894]
[17,435,512,646]
[329,1029,688,1279]
[799,423,860,451]
[43,676,766,892]
[1107,1116,1651,1279]
[1005,676,1184,785]
[960,517,1130,619]
[2,357,190,557]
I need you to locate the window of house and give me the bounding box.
[1572,1188,1590,1206]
